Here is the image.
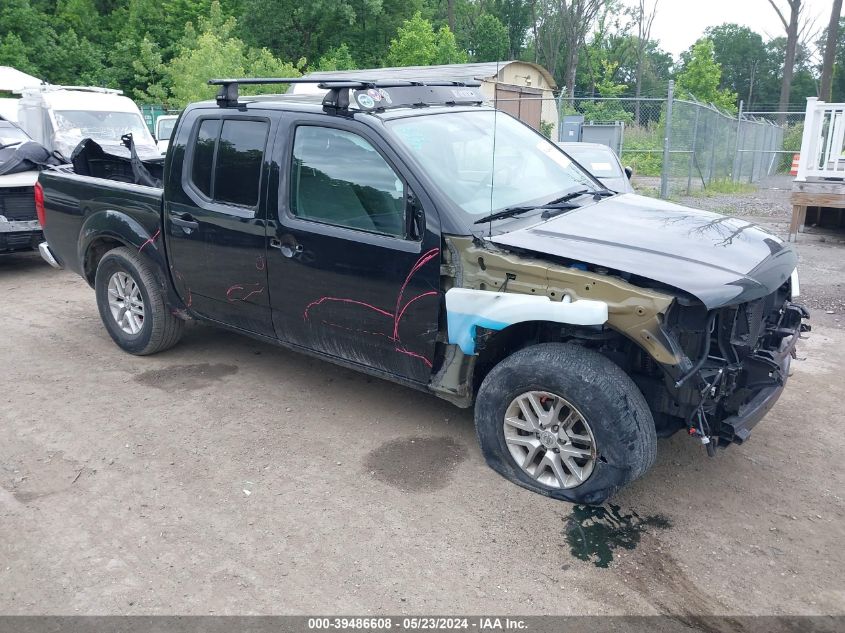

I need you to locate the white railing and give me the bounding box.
[796,97,845,181]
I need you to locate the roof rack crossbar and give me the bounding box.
[208,77,482,109]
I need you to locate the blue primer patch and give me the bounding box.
[447,311,510,355]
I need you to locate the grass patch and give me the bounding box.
[690,179,757,197]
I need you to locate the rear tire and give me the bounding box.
[94,246,183,355]
[474,342,657,505]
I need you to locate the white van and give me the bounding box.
[16,86,158,160]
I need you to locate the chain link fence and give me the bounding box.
[508,83,805,198]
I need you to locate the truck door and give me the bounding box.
[163,109,275,337]
[266,118,442,384]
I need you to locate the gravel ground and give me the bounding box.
[633,174,799,219]
[1,185,843,617]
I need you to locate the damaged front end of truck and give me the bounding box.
[432,230,810,453]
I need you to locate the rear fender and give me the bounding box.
[78,210,185,312]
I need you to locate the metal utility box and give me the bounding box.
[560,115,584,142]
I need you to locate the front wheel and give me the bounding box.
[94,247,184,355]
[474,342,657,505]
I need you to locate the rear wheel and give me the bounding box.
[94,247,183,355]
[474,342,657,505]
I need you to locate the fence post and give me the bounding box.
[556,90,565,142]
[732,100,744,182]
[708,110,717,183]
[660,80,674,199]
[686,105,701,194]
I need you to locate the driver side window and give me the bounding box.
[289,126,406,238]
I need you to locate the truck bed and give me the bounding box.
[39,166,163,277]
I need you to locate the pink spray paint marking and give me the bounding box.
[256,255,265,271]
[392,291,438,342]
[227,283,264,303]
[173,270,192,307]
[304,296,394,321]
[302,248,440,367]
[138,229,161,253]
[394,347,433,368]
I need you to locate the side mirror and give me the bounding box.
[407,190,425,240]
[624,166,633,180]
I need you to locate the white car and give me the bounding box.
[155,115,178,154]
[556,142,634,193]
[0,118,41,253]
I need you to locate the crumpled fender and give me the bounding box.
[445,287,608,355]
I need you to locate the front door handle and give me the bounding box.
[270,238,302,259]
[171,213,199,232]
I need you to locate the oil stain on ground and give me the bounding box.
[365,436,467,492]
[134,363,238,391]
[564,503,672,568]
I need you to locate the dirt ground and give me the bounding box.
[1,183,844,617]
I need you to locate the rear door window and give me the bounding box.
[188,117,269,211]
[191,119,220,198]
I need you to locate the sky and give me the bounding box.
[643,0,838,58]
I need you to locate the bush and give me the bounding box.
[622,124,662,177]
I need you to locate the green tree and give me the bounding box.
[165,1,300,107]
[131,36,168,104]
[317,43,357,71]
[578,61,634,123]
[435,23,468,64]
[386,11,467,66]
[0,0,56,80]
[705,24,768,107]
[386,12,438,66]
[55,0,102,39]
[489,0,532,59]
[675,38,737,111]
[42,28,107,85]
[468,13,509,62]
[0,33,40,77]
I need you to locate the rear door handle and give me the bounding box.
[170,213,199,232]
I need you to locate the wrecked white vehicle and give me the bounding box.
[37,79,809,504]
[0,117,64,253]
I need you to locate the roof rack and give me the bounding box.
[207,77,484,113]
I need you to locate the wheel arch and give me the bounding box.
[78,210,165,287]
[471,319,625,394]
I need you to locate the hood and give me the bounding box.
[489,193,797,309]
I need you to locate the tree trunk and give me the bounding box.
[772,0,801,125]
[447,0,455,32]
[819,0,843,101]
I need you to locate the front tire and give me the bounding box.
[475,342,657,505]
[94,247,183,355]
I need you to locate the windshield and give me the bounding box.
[157,117,176,141]
[0,123,29,146]
[53,110,155,147]
[386,111,597,216]
[560,145,624,179]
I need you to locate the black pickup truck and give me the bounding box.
[37,78,809,504]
